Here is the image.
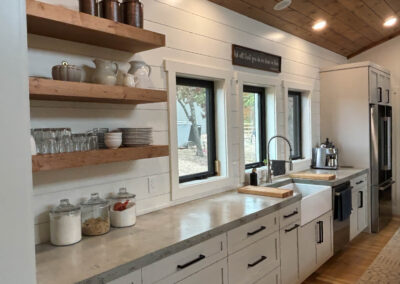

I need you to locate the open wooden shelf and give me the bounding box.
[32,145,169,172]
[29,77,167,104]
[26,0,165,53]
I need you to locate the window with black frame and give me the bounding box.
[176,77,216,183]
[243,85,267,169]
[288,91,302,160]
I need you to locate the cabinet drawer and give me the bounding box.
[142,234,227,284]
[279,202,301,228]
[351,174,367,189]
[107,269,141,284]
[228,231,280,284]
[176,258,227,284]
[254,267,280,284]
[227,212,278,254]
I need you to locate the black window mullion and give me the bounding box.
[288,91,302,160]
[177,77,216,184]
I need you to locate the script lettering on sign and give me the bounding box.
[232,44,281,73]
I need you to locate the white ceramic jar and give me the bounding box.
[49,199,82,246]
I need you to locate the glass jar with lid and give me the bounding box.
[81,193,110,236]
[49,199,82,246]
[109,188,136,228]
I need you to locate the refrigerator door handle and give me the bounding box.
[386,116,392,170]
[379,180,395,191]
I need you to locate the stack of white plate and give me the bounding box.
[119,128,153,146]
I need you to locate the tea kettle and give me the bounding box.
[128,61,152,88]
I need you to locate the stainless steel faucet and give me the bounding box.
[266,135,294,183]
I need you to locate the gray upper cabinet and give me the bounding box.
[369,67,391,105]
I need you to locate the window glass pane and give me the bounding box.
[176,84,209,177]
[243,92,261,165]
[288,92,302,159]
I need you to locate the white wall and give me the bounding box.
[30,0,346,244]
[0,0,36,282]
[349,36,400,215]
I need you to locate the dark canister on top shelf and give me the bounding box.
[121,0,143,28]
[103,0,122,22]
[79,0,97,16]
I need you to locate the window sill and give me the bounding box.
[179,175,228,189]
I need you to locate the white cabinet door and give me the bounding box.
[369,68,380,104]
[357,186,368,234]
[280,222,300,284]
[350,187,358,240]
[108,269,141,284]
[176,259,227,284]
[316,211,333,267]
[298,221,317,283]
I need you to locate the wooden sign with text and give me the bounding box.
[232,44,281,73]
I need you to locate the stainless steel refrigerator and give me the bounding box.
[320,61,394,233]
[370,104,394,232]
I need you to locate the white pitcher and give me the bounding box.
[92,59,119,85]
[128,61,152,88]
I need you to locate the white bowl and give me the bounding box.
[105,133,122,138]
[105,139,122,149]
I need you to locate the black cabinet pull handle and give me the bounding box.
[285,224,299,233]
[317,221,324,244]
[177,254,205,270]
[248,256,267,268]
[283,210,298,218]
[378,87,382,102]
[359,191,364,208]
[247,226,266,236]
[356,180,364,185]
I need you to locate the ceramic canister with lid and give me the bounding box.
[81,193,110,236]
[49,199,82,246]
[110,188,136,228]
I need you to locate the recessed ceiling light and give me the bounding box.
[312,20,327,30]
[274,0,292,11]
[383,17,397,27]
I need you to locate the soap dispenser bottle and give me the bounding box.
[250,168,258,186]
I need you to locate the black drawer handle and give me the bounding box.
[247,226,266,236]
[316,221,324,244]
[248,256,267,268]
[356,180,364,185]
[285,224,299,233]
[283,210,298,219]
[359,191,364,208]
[177,254,205,270]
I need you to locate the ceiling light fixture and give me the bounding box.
[383,17,397,27]
[312,20,327,31]
[273,0,292,11]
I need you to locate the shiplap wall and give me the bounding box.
[30,0,346,244]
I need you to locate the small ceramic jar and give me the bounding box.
[52,61,82,82]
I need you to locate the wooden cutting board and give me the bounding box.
[289,173,336,181]
[238,185,293,198]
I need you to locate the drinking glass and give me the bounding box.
[72,134,81,152]
[88,135,99,150]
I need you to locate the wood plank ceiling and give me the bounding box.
[208,0,400,58]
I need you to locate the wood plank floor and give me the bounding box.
[304,216,400,284]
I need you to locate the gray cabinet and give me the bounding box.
[107,269,141,284]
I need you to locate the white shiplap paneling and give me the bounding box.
[30,0,346,244]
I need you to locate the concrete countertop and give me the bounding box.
[35,187,301,284]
